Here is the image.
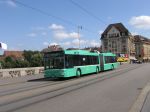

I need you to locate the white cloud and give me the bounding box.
[49,23,79,40]
[54,31,69,39]
[28,33,37,37]
[99,30,104,35]
[49,42,58,46]
[56,39,85,48]
[54,31,79,40]
[6,0,16,7]
[72,39,86,46]
[43,42,49,46]
[43,42,58,46]
[29,26,47,37]
[89,40,100,47]
[28,32,47,37]
[131,32,138,36]
[49,24,64,30]
[69,32,79,38]
[129,16,150,29]
[61,42,71,47]
[58,39,100,48]
[28,24,79,39]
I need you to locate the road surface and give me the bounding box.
[0,63,150,112]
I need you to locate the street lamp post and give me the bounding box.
[78,26,82,49]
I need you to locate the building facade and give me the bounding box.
[134,35,150,61]
[0,51,24,61]
[101,23,135,58]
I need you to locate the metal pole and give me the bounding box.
[78,26,82,49]
[78,26,80,49]
[0,62,2,69]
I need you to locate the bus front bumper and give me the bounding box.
[44,69,65,78]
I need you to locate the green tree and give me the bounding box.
[14,59,29,68]
[23,50,33,63]
[5,56,14,63]
[30,53,43,67]
[2,51,43,68]
[4,56,16,68]
[23,50,43,67]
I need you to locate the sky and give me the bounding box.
[0,0,150,52]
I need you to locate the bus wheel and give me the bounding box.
[96,67,99,74]
[76,69,81,77]
[111,65,114,70]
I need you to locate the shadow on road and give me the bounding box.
[28,71,111,82]
[27,77,74,82]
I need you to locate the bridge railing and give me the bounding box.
[0,67,44,78]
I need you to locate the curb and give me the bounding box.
[129,82,150,112]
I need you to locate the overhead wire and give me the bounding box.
[13,0,97,34]
[14,0,76,27]
[69,0,107,25]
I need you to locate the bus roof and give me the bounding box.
[101,52,116,56]
[43,49,116,56]
[64,50,99,56]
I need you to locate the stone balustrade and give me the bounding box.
[0,67,44,78]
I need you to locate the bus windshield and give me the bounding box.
[44,52,64,69]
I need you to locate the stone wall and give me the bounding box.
[0,67,44,78]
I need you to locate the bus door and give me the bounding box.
[100,54,104,71]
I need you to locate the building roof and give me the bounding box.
[101,23,129,38]
[134,35,150,44]
[3,51,24,59]
[0,56,4,61]
[42,45,64,53]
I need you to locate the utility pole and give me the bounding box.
[78,26,82,49]
[0,62,2,69]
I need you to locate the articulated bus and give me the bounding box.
[43,50,119,78]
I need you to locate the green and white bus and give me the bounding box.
[99,53,118,71]
[43,49,118,78]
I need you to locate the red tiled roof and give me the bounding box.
[3,51,24,59]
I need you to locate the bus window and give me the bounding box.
[65,55,74,68]
[105,56,117,63]
[44,58,49,70]
[44,53,64,69]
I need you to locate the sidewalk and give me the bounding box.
[129,82,150,112]
[141,91,150,112]
[0,74,44,86]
